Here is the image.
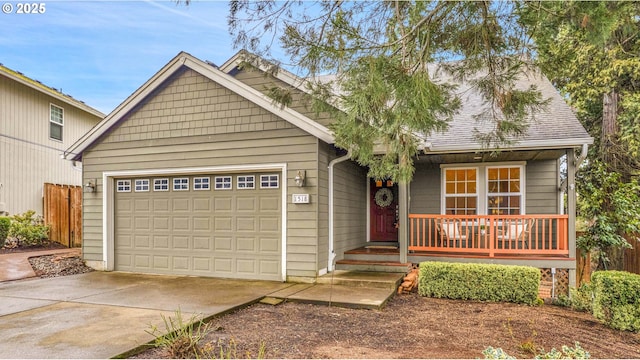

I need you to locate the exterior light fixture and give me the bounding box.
[84,179,97,193]
[294,170,306,187]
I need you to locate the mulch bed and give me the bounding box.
[132,292,640,359]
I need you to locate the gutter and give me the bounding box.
[327,150,351,272]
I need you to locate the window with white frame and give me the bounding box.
[441,164,525,215]
[49,104,64,141]
[214,176,232,190]
[193,177,210,190]
[487,166,522,215]
[153,178,169,191]
[237,175,255,189]
[173,178,189,191]
[443,168,478,215]
[260,174,279,189]
[116,179,131,192]
[134,179,150,192]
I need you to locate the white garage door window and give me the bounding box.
[113,172,282,281]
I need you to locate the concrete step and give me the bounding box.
[317,270,405,290]
[336,259,412,274]
[343,252,400,262]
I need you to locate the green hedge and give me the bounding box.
[0,216,10,246]
[591,270,640,332]
[418,261,540,305]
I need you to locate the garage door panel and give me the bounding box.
[173,257,189,270]
[214,237,233,251]
[260,197,280,211]
[214,197,233,212]
[214,217,232,231]
[260,238,280,253]
[236,197,256,212]
[153,235,170,248]
[134,199,150,212]
[153,217,170,231]
[260,260,280,275]
[237,237,257,252]
[237,259,256,275]
[173,217,191,231]
[115,171,282,280]
[172,198,191,212]
[193,198,211,212]
[259,217,279,232]
[153,256,170,270]
[134,235,151,248]
[153,199,170,212]
[193,236,211,250]
[193,217,211,231]
[236,217,256,231]
[172,236,190,249]
[214,258,233,273]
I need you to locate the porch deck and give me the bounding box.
[343,246,571,261]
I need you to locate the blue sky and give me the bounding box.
[1,1,272,114]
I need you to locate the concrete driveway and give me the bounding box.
[0,272,292,359]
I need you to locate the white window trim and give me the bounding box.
[173,177,189,191]
[440,162,526,215]
[486,164,526,215]
[102,164,287,281]
[441,166,479,215]
[134,179,150,192]
[193,176,211,191]
[237,175,256,189]
[153,178,169,192]
[49,103,64,142]
[116,179,131,193]
[214,176,232,190]
[260,174,280,189]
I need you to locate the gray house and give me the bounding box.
[1,64,104,216]
[65,51,592,285]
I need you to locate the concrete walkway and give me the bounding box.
[0,270,402,358]
[0,248,81,282]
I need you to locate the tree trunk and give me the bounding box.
[600,90,625,271]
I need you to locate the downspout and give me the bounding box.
[575,143,589,168]
[328,150,351,272]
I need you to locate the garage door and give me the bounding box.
[114,172,282,281]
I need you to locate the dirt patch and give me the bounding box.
[131,292,640,359]
[0,240,67,254]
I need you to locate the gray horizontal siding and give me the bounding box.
[82,68,321,279]
[526,159,560,215]
[410,163,441,214]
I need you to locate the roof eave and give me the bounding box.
[1,68,105,118]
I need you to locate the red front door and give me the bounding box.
[370,179,398,242]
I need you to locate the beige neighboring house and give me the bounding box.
[66,51,592,286]
[0,64,104,216]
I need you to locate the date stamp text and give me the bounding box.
[2,2,46,14]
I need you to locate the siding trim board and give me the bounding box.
[101,163,288,281]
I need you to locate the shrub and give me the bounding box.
[0,216,10,246]
[146,309,210,359]
[591,270,640,332]
[8,210,50,246]
[418,261,540,305]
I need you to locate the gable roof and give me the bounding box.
[0,64,105,118]
[64,51,334,161]
[221,52,592,153]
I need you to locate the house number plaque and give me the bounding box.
[292,194,310,204]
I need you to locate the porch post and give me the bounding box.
[567,148,577,287]
[398,182,408,264]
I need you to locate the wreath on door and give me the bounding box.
[374,188,394,208]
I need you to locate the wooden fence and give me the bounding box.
[43,183,82,247]
[623,234,640,275]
